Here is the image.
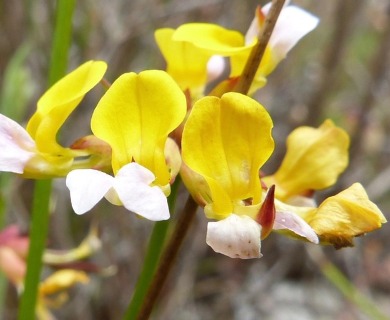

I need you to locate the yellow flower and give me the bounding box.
[155,28,226,98]
[0,60,107,178]
[91,70,185,184]
[66,70,187,220]
[165,3,318,95]
[298,183,387,248]
[182,92,274,257]
[263,120,350,202]
[182,92,274,220]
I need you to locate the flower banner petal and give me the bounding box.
[182,92,274,218]
[91,70,186,187]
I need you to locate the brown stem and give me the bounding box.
[233,0,286,95]
[100,77,111,90]
[136,195,198,320]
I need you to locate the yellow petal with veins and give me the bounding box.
[91,70,186,186]
[182,92,274,219]
[302,183,386,248]
[26,60,107,155]
[264,120,349,201]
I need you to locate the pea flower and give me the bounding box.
[66,70,186,220]
[157,1,318,97]
[0,60,107,178]
[181,92,318,258]
[230,1,319,92]
[264,121,386,248]
[154,28,228,99]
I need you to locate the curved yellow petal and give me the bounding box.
[182,92,274,219]
[173,23,247,54]
[91,70,186,186]
[302,183,386,248]
[155,28,212,94]
[26,60,107,155]
[39,269,89,296]
[264,120,349,201]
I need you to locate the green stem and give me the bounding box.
[48,0,76,87]
[18,180,52,320]
[17,0,75,318]
[123,177,181,319]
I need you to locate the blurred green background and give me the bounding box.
[1,0,389,319]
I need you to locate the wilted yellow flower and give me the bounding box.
[263,120,350,203]
[298,183,387,248]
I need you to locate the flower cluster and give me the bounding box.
[0,1,385,270]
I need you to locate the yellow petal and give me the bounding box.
[39,269,89,296]
[155,28,212,94]
[182,92,274,219]
[26,60,107,155]
[302,183,386,248]
[173,23,247,54]
[91,70,186,186]
[264,120,349,201]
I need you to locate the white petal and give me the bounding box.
[116,162,155,184]
[0,114,36,173]
[207,55,225,82]
[206,214,262,259]
[66,169,114,215]
[274,210,319,244]
[267,6,319,61]
[114,163,169,221]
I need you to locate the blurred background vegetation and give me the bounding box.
[1,0,390,319]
